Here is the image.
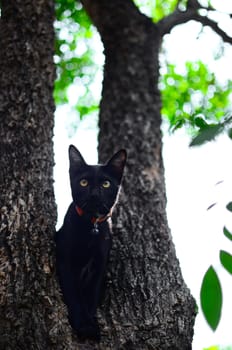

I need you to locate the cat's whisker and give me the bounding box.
[80,201,87,209]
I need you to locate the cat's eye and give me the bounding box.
[80,179,88,187]
[102,180,111,188]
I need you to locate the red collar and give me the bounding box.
[75,205,111,224]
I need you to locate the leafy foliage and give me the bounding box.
[54,1,232,138]
[54,0,102,118]
[160,61,232,135]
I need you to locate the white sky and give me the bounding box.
[163,130,232,349]
[54,3,232,348]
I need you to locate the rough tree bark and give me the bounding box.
[0,1,74,349]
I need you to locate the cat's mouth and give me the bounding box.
[79,201,110,218]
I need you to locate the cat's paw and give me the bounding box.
[68,311,101,342]
[77,323,101,342]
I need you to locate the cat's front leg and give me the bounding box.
[56,263,83,325]
[75,317,101,342]
[56,255,101,341]
[82,261,106,317]
[80,245,110,336]
[74,259,105,342]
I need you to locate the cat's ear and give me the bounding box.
[106,149,127,181]
[69,145,86,168]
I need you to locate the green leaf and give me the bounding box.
[190,124,222,146]
[220,250,232,274]
[200,266,222,331]
[194,116,209,128]
[226,202,232,212]
[223,226,232,241]
[228,128,232,139]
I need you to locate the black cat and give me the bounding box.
[56,145,126,341]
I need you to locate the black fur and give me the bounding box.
[56,145,126,341]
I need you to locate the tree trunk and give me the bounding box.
[82,0,196,349]
[0,1,74,349]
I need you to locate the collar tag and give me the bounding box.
[92,222,100,235]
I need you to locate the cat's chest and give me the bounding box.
[71,227,99,250]
[68,223,110,262]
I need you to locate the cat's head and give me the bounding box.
[69,145,127,219]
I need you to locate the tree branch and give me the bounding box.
[193,13,232,44]
[158,1,232,45]
[158,8,197,35]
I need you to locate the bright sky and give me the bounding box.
[163,131,232,349]
[54,3,232,348]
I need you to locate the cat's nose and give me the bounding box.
[90,188,99,200]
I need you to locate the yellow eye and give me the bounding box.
[102,180,111,188]
[80,179,88,187]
